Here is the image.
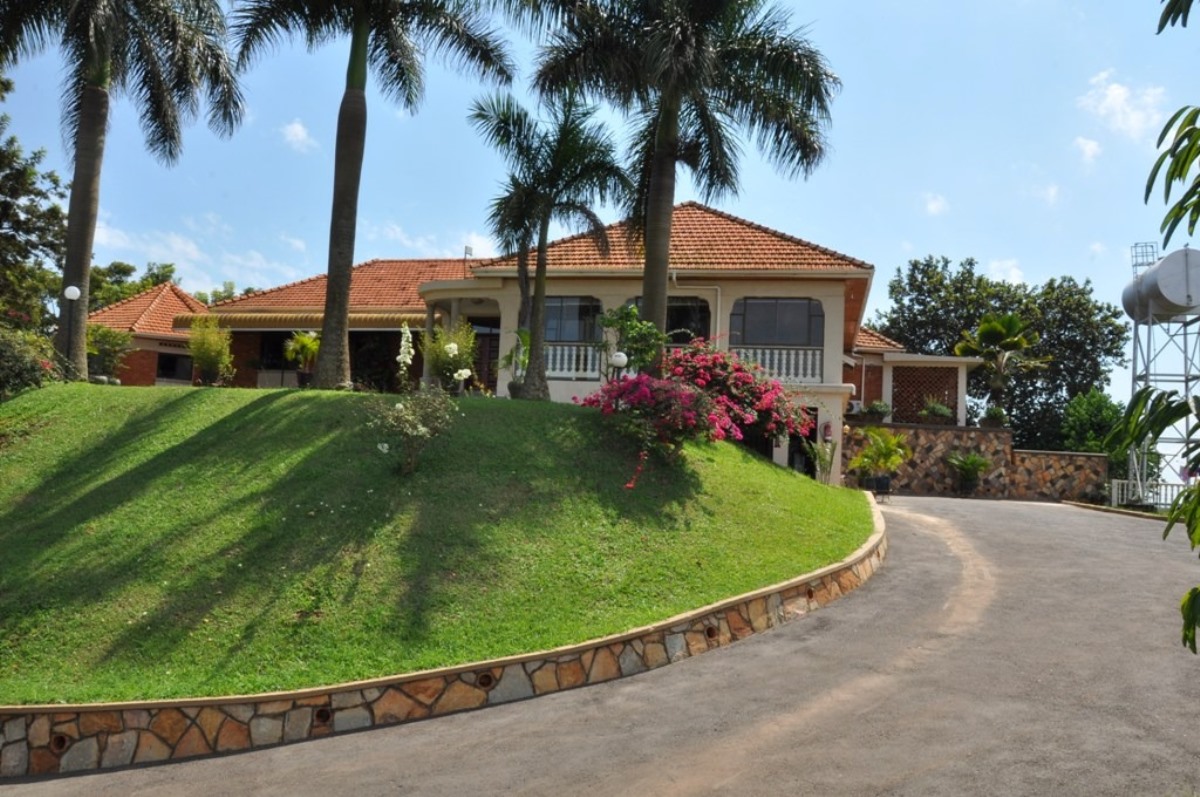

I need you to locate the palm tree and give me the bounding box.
[954,313,1050,409]
[534,0,839,337]
[233,1,513,389]
[0,0,243,379]
[470,92,629,399]
[486,174,536,333]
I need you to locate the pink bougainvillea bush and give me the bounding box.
[577,339,813,485]
[661,339,813,443]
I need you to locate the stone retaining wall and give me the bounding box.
[0,507,887,780]
[844,423,1107,502]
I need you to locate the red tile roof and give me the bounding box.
[855,327,906,351]
[89,283,208,338]
[211,259,473,312]
[475,201,873,274]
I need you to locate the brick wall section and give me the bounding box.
[118,350,158,386]
[229,332,260,388]
[843,423,1108,501]
[891,367,957,423]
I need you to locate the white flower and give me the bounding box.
[377,442,390,454]
[397,323,414,369]
[453,368,472,381]
[444,342,459,357]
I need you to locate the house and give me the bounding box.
[844,327,979,425]
[180,202,977,480]
[87,282,208,385]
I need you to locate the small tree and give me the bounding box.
[188,316,234,386]
[284,331,320,381]
[954,313,1050,409]
[85,324,132,378]
[421,322,476,391]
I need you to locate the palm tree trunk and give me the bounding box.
[516,241,531,331]
[521,217,552,400]
[57,84,109,381]
[315,87,366,388]
[316,18,369,389]
[641,97,681,373]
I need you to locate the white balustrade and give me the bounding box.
[544,343,601,380]
[731,346,823,384]
[1109,479,1184,510]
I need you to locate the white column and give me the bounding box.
[956,366,969,425]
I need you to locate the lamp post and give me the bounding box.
[63,285,81,379]
[608,351,628,382]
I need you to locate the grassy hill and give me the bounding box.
[0,383,871,704]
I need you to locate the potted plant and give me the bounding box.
[284,331,320,387]
[980,404,1007,428]
[946,450,992,496]
[848,427,912,495]
[863,400,891,423]
[918,396,954,425]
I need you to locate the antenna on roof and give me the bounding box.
[463,245,473,258]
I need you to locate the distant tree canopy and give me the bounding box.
[873,255,1130,449]
[0,75,67,335]
[193,281,256,306]
[89,261,176,311]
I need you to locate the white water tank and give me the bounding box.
[1123,247,1200,322]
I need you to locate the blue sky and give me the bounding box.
[3,2,1195,393]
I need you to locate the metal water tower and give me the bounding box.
[1122,243,1200,500]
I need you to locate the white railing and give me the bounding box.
[1110,479,1184,510]
[544,343,601,380]
[731,346,823,384]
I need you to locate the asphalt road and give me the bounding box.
[7,497,1200,796]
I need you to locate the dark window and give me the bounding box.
[544,297,602,343]
[729,298,824,346]
[259,331,296,370]
[630,297,711,344]
[156,353,194,381]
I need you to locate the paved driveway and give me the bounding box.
[9,497,1200,796]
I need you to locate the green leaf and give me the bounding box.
[1181,587,1200,653]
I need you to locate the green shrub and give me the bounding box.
[188,315,234,386]
[86,324,133,377]
[368,387,458,474]
[421,322,476,390]
[0,328,59,401]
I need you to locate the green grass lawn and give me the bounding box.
[0,383,872,705]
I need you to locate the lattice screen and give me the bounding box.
[891,366,957,423]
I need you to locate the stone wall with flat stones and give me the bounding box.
[0,515,887,780]
[843,422,1108,502]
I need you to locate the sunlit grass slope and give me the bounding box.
[0,383,871,704]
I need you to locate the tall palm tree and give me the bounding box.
[954,313,1050,409]
[0,0,243,379]
[486,174,536,332]
[534,0,839,337]
[470,92,629,399]
[233,1,513,389]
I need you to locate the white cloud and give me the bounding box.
[987,258,1025,284]
[1033,183,1060,205]
[1089,241,1107,256]
[280,233,307,253]
[1073,136,1102,164]
[1077,70,1166,141]
[216,250,302,291]
[923,193,949,216]
[279,119,318,153]
[362,220,498,259]
[462,231,498,259]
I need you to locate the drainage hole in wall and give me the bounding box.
[314,707,332,725]
[49,734,69,754]
[476,672,496,689]
[704,625,718,639]
[806,587,815,600]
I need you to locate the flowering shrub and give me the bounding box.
[578,373,716,458]
[367,386,457,474]
[395,323,416,391]
[661,339,813,443]
[0,328,59,401]
[421,322,476,390]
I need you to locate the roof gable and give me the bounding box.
[855,327,906,351]
[474,201,873,274]
[89,283,208,337]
